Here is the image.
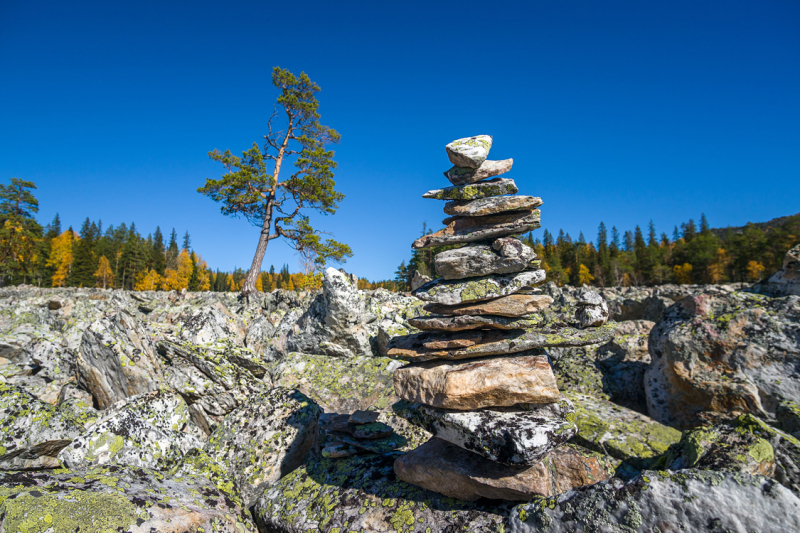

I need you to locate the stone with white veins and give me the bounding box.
[422,177,517,201]
[393,397,578,465]
[386,323,618,362]
[412,269,545,305]
[424,293,554,317]
[408,313,544,332]
[393,353,560,410]
[413,210,540,250]
[445,135,493,168]
[444,195,543,217]
[434,238,537,280]
[444,158,513,186]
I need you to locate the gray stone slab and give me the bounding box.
[422,178,517,201]
[445,135,493,168]
[444,159,513,186]
[412,270,545,305]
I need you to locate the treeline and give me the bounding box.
[394,214,800,289]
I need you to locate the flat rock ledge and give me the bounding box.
[394,438,614,501]
[386,323,618,362]
[393,398,577,465]
[444,158,513,186]
[422,177,517,201]
[444,195,543,217]
[412,209,540,249]
[412,269,545,305]
[393,354,560,410]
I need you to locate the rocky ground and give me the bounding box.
[1,267,798,531]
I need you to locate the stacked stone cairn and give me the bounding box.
[385,135,616,502]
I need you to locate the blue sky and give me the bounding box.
[2,1,798,280]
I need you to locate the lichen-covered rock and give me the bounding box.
[58,388,200,471]
[444,194,542,217]
[732,414,800,493]
[158,339,267,434]
[254,452,513,532]
[575,288,609,328]
[778,399,800,438]
[203,387,321,507]
[0,464,257,532]
[434,238,537,280]
[658,417,776,479]
[413,209,540,249]
[387,322,618,362]
[422,177,517,201]
[568,392,681,466]
[409,313,544,332]
[268,351,403,413]
[0,383,85,470]
[646,291,800,429]
[756,243,800,297]
[178,303,244,346]
[394,397,577,465]
[393,354,560,409]
[549,320,654,413]
[424,292,554,317]
[508,470,800,533]
[169,447,245,507]
[445,134,493,168]
[395,438,614,501]
[412,269,546,305]
[77,310,164,409]
[444,158,513,185]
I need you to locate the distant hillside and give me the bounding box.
[711,213,800,239]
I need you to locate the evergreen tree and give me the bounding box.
[0,178,42,284]
[68,218,98,287]
[166,228,179,270]
[610,226,620,256]
[152,226,166,275]
[182,231,191,252]
[188,251,200,291]
[700,213,710,235]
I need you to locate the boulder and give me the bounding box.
[408,313,543,331]
[386,322,618,362]
[575,288,609,327]
[444,195,542,218]
[646,291,800,429]
[58,388,200,471]
[393,397,577,465]
[178,303,244,346]
[0,464,257,532]
[410,270,432,291]
[444,158,513,185]
[509,470,800,533]
[393,354,560,409]
[254,452,512,532]
[434,238,537,280]
[445,134,493,168]
[202,387,321,507]
[395,438,614,501]
[413,209,540,249]
[422,177,517,201]
[412,269,545,305]
[756,243,800,296]
[424,292,553,317]
[568,392,681,465]
[77,310,164,409]
[0,382,85,470]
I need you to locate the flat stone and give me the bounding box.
[445,135,493,168]
[424,293,554,317]
[422,333,481,349]
[386,322,618,362]
[393,397,578,465]
[393,354,560,410]
[408,314,544,332]
[422,177,517,201]
[444,159,513,186]
[444,195,543,217]
[413,209,539,249]
[349,409,379,425]
[412,270,545,305]
[394,438,614,501]
[434,238,536,279]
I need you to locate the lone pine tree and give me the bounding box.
[199,67,351,296]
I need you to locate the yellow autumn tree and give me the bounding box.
[578,264,594,285]
[256,275,263,292]
[226,273,238,291]
[674,263,693,284]
[162,249,193,291]
[47,230,78,287]
[161,269,182,290]
[135,269,163,290]
[94,255,114,289]
[746,260,766,281]
[296,272,323,291]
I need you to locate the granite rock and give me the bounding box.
[434,238,537,279]
[444,195,543,217]
[408,313,544,332]
[445,135,493,168]
[413,209,539,249]
[444,158,513,185]
[412,269,545,305]
[424,293,554,317]
[393,397,577,465]
[393,354,560,410]
[422,177,517,201]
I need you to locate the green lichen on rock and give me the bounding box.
[253,452,513,532]
[567,392,681,466]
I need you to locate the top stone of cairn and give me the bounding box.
[445,135,493,168]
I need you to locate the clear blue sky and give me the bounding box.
[2,1,798,280]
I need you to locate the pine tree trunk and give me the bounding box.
[241,201,274,297]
